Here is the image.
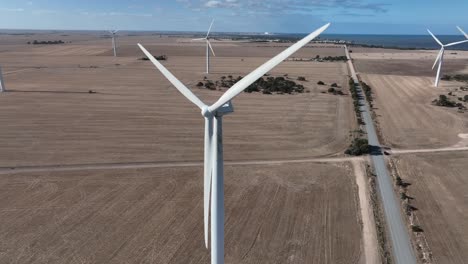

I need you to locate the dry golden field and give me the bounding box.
[0,32,363,263]
[0,35,354,167]
[392,152,468,264]
[360,73,468,149]
[0,163,361,264]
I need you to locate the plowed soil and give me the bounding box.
[0,163,361,264]
[392,152,468,264]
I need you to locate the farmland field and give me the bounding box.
[0,32,364,264]
[0,163,361,264]
[0,36,354,167]
[392,152,468,264]
[359,73,468,149]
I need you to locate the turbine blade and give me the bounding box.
[138,43,207,109]
[445,39,468,47]
[208,23,331,112]
[206,19,215,38]
[457,26,468,39]
[192,38,206,41]
[203,117,213,248]
[432,48,443,70]
[427,29,443,46]
[207,41,216,57]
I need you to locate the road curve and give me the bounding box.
[345,45,417,264]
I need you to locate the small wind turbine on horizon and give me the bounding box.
[457,26,468,39]
[138,22,331,264]
[0,67,5,93]
[192,19,216,74]
[109,30,119,57]
[427,29,468,87]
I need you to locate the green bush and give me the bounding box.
[345,138,370,156]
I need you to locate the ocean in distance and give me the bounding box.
[294,33,468,51]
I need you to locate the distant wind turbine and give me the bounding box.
[109,30,119,57]
[192,19,216,74]
[427,29,468,87]
[0,67,5,92]
[457,26,468,39]
[138,22,331,264]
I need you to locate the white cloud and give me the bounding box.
[0,8,25,12]
[183,0,388,14]
[81,11,153,17]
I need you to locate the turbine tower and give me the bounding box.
[427,29,468,87]
[192,19,216,74]
[109,30,119,57]
[457,26,468,39]
[0,67,5,93]
[138,22,330,264]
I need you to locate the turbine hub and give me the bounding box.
[201,106,212,117]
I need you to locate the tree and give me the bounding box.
[331,83,338,87]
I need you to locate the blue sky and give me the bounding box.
[0,0,466,34]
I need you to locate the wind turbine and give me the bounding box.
[427,29,468,87]
[109,30,119,57]
[192,19,216,74]
[0,67,5,93]
[457,26,468,39]
[138,22,330,264]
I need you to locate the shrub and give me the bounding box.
[317,81,325,85]
[331,83,338,87]
[411,225,424,233]
[155,55,167,61]
[465,95,468,102]
[328,87,336,93]
[196,82,204,87]
[204,80,216,90]
[297,76,306,81]
[345,138,369,156]
[435,94,457,107]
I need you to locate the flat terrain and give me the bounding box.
[360,73,468,149]
[352,48,468,76]
[0,163,362,264]
[0,32,363,264]
[0,35,353,167]
[392,152,468,264]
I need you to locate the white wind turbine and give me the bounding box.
[192,19,216,74]
[138,23,330,264]
[427,29,468,87]
[457,26,468,39]
[0,67,5,92]
[109,30,119,57]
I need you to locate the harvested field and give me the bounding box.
[359,74,468,149]
[0,162,361,264]
[0,42,353,167]
[0,32,363,264]
[352,48,468,76]
[392,151,468,264]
